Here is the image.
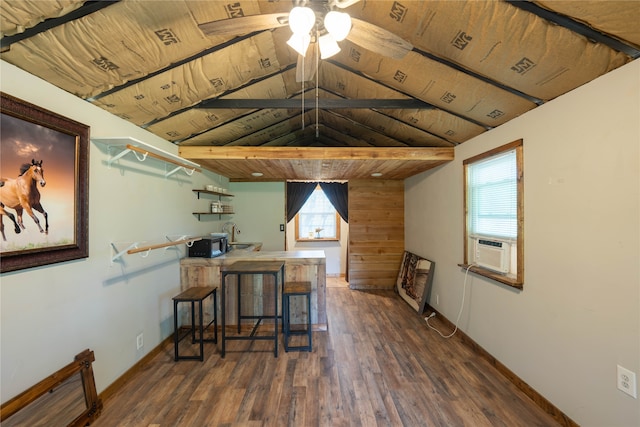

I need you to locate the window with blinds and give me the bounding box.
[295,187,340,241]
[463,139,524,288]
[467,149,517,239]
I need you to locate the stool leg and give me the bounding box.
[198,300,204,361]
[190,301,196,344]
[283,294,289,352]
[213,289,218,344]
[307,292,312,351]
[221,276,226,358]
[274,272,279,358]
[174,300,179,361]
[281,279,284,333]
[237,275,242,334]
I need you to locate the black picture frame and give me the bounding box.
[1,93,89,273]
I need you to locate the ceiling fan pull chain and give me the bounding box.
[301,52,305,130]
[316,34,320,138]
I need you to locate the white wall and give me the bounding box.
[286,217,348,276]
[0,61,228,401]
[405,60,640,426]
[228,182,286,251]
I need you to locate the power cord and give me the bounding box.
[425,264,474,339]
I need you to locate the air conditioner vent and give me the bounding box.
[475,238,510,273]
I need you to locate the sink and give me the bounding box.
[228,242,263,251]
[229,243,253,250]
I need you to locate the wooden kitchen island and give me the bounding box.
[180,250,326,330]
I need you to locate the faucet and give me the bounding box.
[221,222,240,242]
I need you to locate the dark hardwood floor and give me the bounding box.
[93,278,559,426]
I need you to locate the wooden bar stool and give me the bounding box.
[283,281,312,352]
[173,286,217,361]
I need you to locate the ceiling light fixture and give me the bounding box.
[318,33,341,59]
[287,5,352,59]
[288,6,315,34]
[324,11,351,41]
[286,33,311,56]
[251,172,264,177]
[371,172,383,177]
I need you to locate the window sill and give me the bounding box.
[458,264,523,289]
[297,238,339,243]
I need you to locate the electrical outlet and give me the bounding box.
[617,365,637,398]
[136,333,144,350]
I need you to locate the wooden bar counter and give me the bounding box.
[180,250,326,330]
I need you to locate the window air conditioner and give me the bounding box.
[475,238,510,273]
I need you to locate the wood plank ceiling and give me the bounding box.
[1,0,638,181]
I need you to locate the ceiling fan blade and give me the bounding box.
[332,0,361,8]
[199,13,289,36]
[296,49,318,82]
[347,17,413,59]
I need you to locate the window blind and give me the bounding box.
[298,189,337,238]
[468,149,517,239]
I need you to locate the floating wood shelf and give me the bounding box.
[192,189,234,198]
[192,189,235,220]
[192,212,235,220]
[93,137,201,177]
[110,236,201,263]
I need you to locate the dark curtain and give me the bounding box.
[319,182,348,223]
[286,182,317,222]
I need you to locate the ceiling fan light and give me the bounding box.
[324,11,351,41]
[288,6,315,34]
[319,33,341,59]
[287,33,311,56]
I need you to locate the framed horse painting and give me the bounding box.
[395,251,435,314]
[0,93,89,273]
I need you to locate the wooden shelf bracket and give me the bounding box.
[110,236,202,264]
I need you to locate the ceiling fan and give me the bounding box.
[198,0,413,82]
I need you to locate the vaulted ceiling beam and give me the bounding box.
[0,0,120,50]
[325,60,493,130]
[507,0,640,58]
[89,30,278,102]
[195,98,432,109]
[411,47,544,106]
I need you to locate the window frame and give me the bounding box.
[461,139,524,288]
[294,186,341,242]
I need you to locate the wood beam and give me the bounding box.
[178,146,454,161]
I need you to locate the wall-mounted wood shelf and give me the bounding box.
[192,189,234,219]
[93,137,201,177]
[192,212,235,220]
[192,189,234,198]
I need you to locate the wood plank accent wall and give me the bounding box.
[348,179,404,290]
